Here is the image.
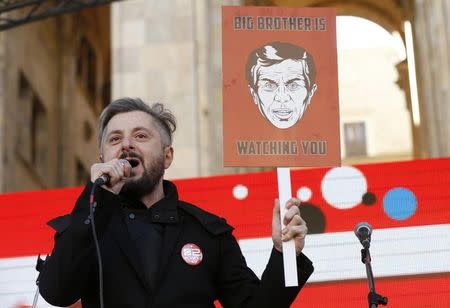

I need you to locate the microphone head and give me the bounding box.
[119,159,133,167]
[354,222,372,248]
[94,174,110,186]
[354,221,372,236]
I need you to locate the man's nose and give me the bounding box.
[275,85,290,103]
[121,137,135,151]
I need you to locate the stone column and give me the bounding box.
[413,0,450,157]
[0,32,5,191]
[111,0,242,179]
[199,0,242,176]
[396,59,423,158]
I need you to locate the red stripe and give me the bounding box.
[1,158,450,258]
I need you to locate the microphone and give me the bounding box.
[354,222,372,249]
[93,159,131,186]
[94,174,110,186]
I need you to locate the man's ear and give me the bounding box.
[248,86,259,105]
[99,154,104,162]
[164,146,174,169]
[306,84,318,106]
[309,84,317,99]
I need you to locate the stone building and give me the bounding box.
[111,0,450,177]
[0,3,111,192]
[0,0,449,192]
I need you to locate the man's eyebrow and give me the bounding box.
[105,127,151,137]
[259,77,277,82]
[105,129,123,137]
[285,77,304,83]
[131,126,152,133]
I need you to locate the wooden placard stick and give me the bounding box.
[277,167,298,287]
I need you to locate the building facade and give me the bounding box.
[0,4,111,192]
[0,0,449,192]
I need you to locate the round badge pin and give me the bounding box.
[181,243,203,266]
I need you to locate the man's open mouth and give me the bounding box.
[126,158,140,168]
[273,108,293,119]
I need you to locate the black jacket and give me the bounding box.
[39,181,313,307]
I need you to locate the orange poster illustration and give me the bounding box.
[222,6,341,167]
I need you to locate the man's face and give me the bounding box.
[101,111,173,196]
[250,59,316,129]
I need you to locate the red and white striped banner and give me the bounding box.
[1,158,449,307]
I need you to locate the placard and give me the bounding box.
[223,6,340,167]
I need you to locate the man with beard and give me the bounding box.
[38,98,314,307]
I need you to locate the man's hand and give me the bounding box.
[90,159,131,195]
[272,198,308,256]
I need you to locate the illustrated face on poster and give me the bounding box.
[246,42,317,129]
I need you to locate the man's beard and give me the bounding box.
[120,151,165,199]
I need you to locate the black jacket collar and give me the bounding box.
[119,180,179,224]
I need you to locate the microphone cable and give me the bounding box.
[89,160,127,307]
[90,179,106,308]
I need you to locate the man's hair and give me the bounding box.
[246,41,316,91]
[98,97,176,148]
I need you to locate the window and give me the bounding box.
[76,37,97,110]
[83,121,93,142]
[101,82,111,109]
[76,159,90,186]
[32,96,48,177]
[17,72,48,179]
[17,73,33,163]
[344,122,367,157]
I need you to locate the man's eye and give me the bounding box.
[135,133,148,139]
[286,81,303,91]
[262,81,278,91]
[109,136,121,143]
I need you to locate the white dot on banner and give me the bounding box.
[233,184,248,200]
[296,186,312,202]
[321,166,367,209]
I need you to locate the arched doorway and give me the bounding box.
[337,16,412,164]
[245,0,420,163]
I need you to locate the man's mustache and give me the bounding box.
[119,151,143,163]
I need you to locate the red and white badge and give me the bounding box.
[181,243,203,266]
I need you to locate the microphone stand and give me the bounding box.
[32,255,47,308]
[360,246,388,308]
